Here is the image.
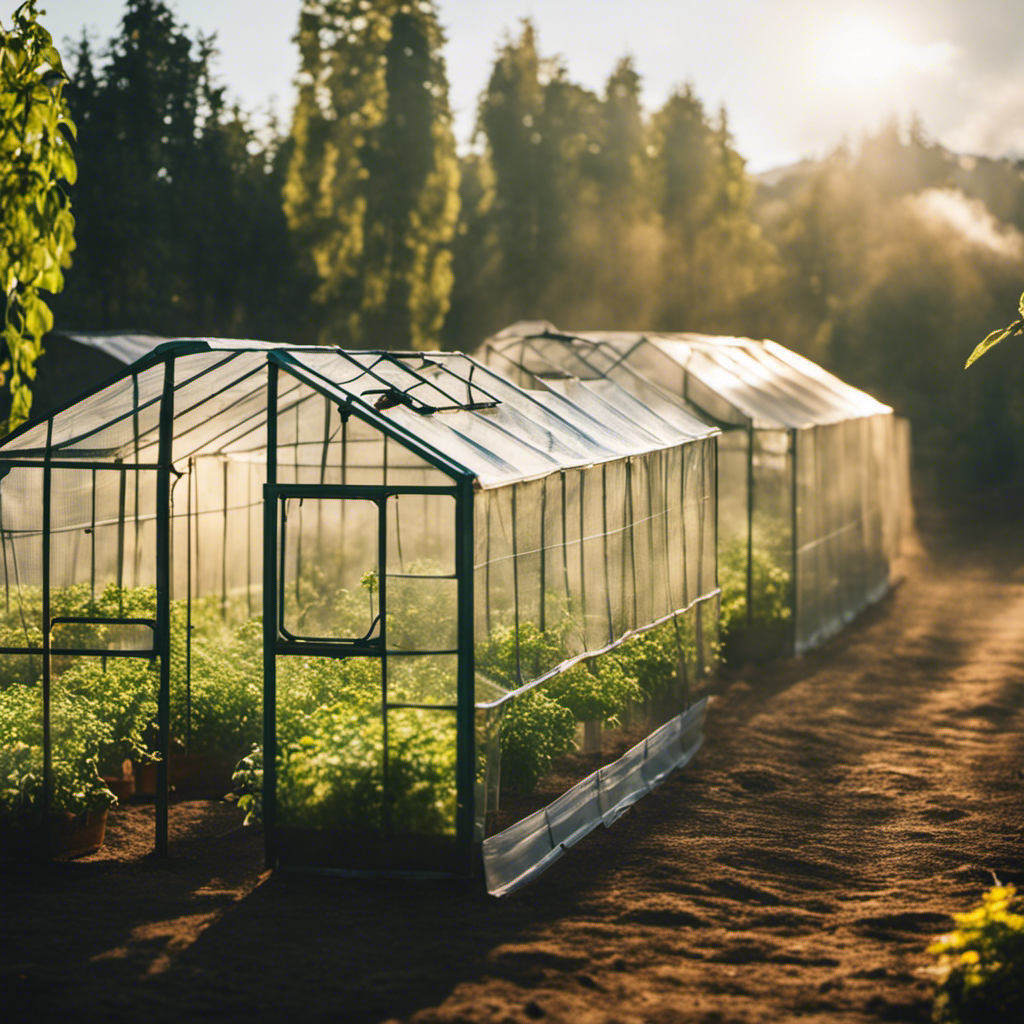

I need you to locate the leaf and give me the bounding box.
[1018,291,1024,319]
[965,325,1015,369]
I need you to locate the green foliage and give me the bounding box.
[284,0,459,348]
[964,291,1024,368]
[613,621,686,698]
[58,658,157,772]
[0,682,116,819]
[0,574,699,829]
[446,20,776,347]
[0,0,76,431]
[718,537,792,659]
[55,0,298,341]
[231,743,262,825]
[170,606,262,760]
[497,689,576,794]
[930,884,1024,1023]
[477,616,691,793]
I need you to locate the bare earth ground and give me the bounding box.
[3,486,1024,1023]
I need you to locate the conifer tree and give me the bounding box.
[477,21,607,325]
[284,0,458,348]
[650,86,774,331]
[592,56,660,326]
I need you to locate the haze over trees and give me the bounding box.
[42,0,1024,487]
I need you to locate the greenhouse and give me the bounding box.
[0,340,720,894]
[480,324,912,658]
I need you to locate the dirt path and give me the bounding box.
[3,491,1024,1023]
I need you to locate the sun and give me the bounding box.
[814,13,957,91]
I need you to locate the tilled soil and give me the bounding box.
[2,490,1023,1023]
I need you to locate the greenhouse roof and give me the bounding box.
[488,323,892,431]
[0,339,718,489]
[54,329,166,365]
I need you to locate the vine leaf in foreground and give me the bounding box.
[965,291,1024,368]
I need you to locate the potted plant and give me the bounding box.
[60,657,160,800]
[0,683,117,857]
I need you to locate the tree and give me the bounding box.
[284,0,458,348]
[53,1,299,341]
[649,85,774,332]
[476,20,544,318]
[587,56,662,327]
[359,2,458,349]
[0,0,76,432]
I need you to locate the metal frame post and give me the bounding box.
[155,358,174,857]
[263,360,279,867]
[790,427,799,654]
[41,419,53,855]
[455,476,475,876]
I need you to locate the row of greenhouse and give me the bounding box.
[0,324,912,894]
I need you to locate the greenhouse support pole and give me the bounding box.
[221,459,229,620]
[601,464,614,643]
[41,419,53,854]
[712,437,720,661]
[626,461,637,625]
[89,469,96,600]
[578,472,587,643]
[133,373,141,589]
[670,451,688,700]
[116,458,126,616]
[155,359,174,858]
[247,461,253,618]
[378,493,390,834]
[0,495,8,615]
[538,479,547,634]
[511,485,520,684]
[746,425,754,630]
[790,428,799,654]
[263,362,279,868]
[455,475,475,877]
[695,446,708,679]
[186,458,193,754]
[317,399,329,565]
[560,472,570,612]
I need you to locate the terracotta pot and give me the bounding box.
[49,808,108,858]
[132,753,236,799]
[0,808,108,859]
[132,760,158,797]
[169,751,237,798]
[101,759,136,802]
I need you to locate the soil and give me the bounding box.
[3,485,1023,1023]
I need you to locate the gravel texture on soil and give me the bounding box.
[2,487,1023,1023]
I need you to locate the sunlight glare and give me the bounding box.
[815,13,958,90]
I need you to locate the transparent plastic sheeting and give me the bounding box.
[0,340,720,880]
[480,324,911,657]
[483,698,707,896]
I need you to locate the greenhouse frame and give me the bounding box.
[480,324,912,658]
[0,340,720,893]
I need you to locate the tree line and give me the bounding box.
[44,0,1024,487]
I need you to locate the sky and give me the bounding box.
[35,0,1024,173]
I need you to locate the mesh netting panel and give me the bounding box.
[45,467,158,653]
[794,413,900,653]
[473,434,719,845]
[168,353,269,465]
[274,375,448,488]
[745,429,793,656]
[0,467,44,651]
[475,599,710,845]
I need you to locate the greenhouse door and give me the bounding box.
[263,484,471,875]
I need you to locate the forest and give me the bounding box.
[45,0,1024,489]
